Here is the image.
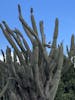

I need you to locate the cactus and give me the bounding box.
[60,34,75,77]
[0,4,64,100]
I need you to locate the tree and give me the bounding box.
[1,4,73,100]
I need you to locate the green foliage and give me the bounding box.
[55,64,75,100]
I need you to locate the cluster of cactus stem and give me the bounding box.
[0,4,74,100]
[60,34,75,76]
[66,34,75,68]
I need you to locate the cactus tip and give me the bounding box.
[30,8,33,14]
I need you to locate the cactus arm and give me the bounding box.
[70,34,75,57]
[0,80,9,98]
[40,21,46,45]
[2,21,26,56]
[18,4,34,44]
[52,18,58,48]
[48,45,63,100]
[30,8,38,35]
[18,5,49,64]
[13,28,31,54]
[0,24,25,65]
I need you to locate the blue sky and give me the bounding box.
[0,0,75,54]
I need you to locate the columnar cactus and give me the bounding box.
[0,4,63,100]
